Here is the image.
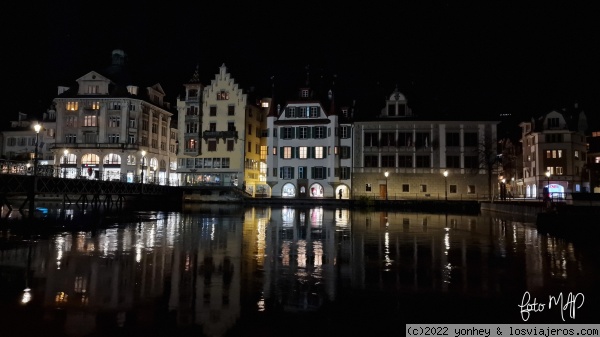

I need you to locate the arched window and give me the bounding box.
[81,153,100,165]
[149,157,158,171]
[309,183,324,198]
[103,153,121,164]
[127,155,136,165]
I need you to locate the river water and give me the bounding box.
[0,204,598,336]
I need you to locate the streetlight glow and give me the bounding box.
[443,170,448,201]
[384,171,389,201]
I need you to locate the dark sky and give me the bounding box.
[5,2,600,130]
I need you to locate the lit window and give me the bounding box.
[299,147,308,159]
[315,146,324,159]
[283,147,292,159]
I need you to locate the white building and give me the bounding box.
[51,50,178,184]
[266,82,351,199]
[519,104,588,198]
[352,88,498,200]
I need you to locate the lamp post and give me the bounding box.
[443,170,448,201]
[384,171,389,201]
[33,124,41,177]
[63,149,69,178]
[141,150,146,184]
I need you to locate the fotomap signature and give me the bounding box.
[518,291,584,321]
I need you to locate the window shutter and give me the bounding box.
[280,147,284,158]
[311,167,315,179]
[323,148,327,158]
[279,167,283,178]
[291,168,295,179]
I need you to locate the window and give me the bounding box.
[186,123,198,133]
[152,122,158,133]
[298,166,307,179]
[402,184,410,192]
[208,140,217,151]
[464,132,478,146]
[556,166,563,175]
[217,91,229,100]
[108,134,120,143]
[299,127,308,139]
[84,115,97,126]
[310,106,318,117]
[151,139,158,149]
[415,132,429,148]
[299,146,308,159]
[446,155,460,168]
[548,117,559,128]
[209,123,216,132]
[364,132,378,146]
[340,167,350,180]
[109,116,120,128]
[286,107,296,118]
[446,132,460,146]
[129,118,136,128]
[398,155,412,168]
[311,167,326,179]
[210,106,217,116]
[65,134,77,143]
[340,126,350,138]
[283,146,292,159]
[227,140,234,151]
[87,85,99,94]
[281,167,294,179]
[260,146,267,160]
[467,185,476,194]
[366,183,372,192]
[380,132,396,147]
[314,126,325,139]
[228,105,235,115]
[283,127,293,139]
[340,146,351,159]
[65,116,77,127]
[247,141,252,152]
[128,134,135,144]
[142,120,149,131]
[67,102,78,111]
[315,146,324,159]
[574,150,579,159]
[248,124,252,135]
[222,158,230,168]
[420,184,427,192]
[364,155,378,167]
[465,156,479,169]
[450,185,457,193]
[381,155,395,167]
[416,155,430,168]
[301,89,309,98]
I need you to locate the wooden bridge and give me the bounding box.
[0,173,184,217]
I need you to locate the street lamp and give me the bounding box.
[384,171,389,201]
[443,170,448,201]
[33,124,41,177]
[141,150,146,184]
[63,149,69,178]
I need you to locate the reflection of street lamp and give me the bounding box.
[63,149,69,178]
[141,150,146,184]
[33,124,41,177]
[384,171,389,200]
[545,171,551,199]
[443,170,448,201]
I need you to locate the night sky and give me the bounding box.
[5,2,600,132]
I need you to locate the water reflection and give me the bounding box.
[0,205,598,336]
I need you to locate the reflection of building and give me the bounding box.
[353,88,497,200]
[176,65,271,196]
[266,74,352,198]
[520,104,588,198]
[263,207,337,311]
[51,49,178,184]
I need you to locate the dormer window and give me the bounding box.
[301,89,309,98]
[548,117,559,128]
[217,90,229,100]
[87,85,99,94]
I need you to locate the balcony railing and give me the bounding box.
[202,130,238,141]
[51,143,141,150]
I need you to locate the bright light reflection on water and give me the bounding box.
[1,206,599,336]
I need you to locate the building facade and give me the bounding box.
[352,89,498,200]
[266,84,352,199]
[176,64,270,196]
[51,50,177,184]
[519,105,588,198]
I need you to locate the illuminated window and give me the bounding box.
[84,115,97,126]
[283,146,292,159]
[67,102,78,111]
[299,146,308,159]
[217,91,229,100]
[315,146,324,159]
[87,85,99,94]
[574,150,579,159]
[260,146,267,160]
[109,116,120,127]
[556,167,563,175]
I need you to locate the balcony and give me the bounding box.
[202,130,238,142]
[51,143,141,150]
